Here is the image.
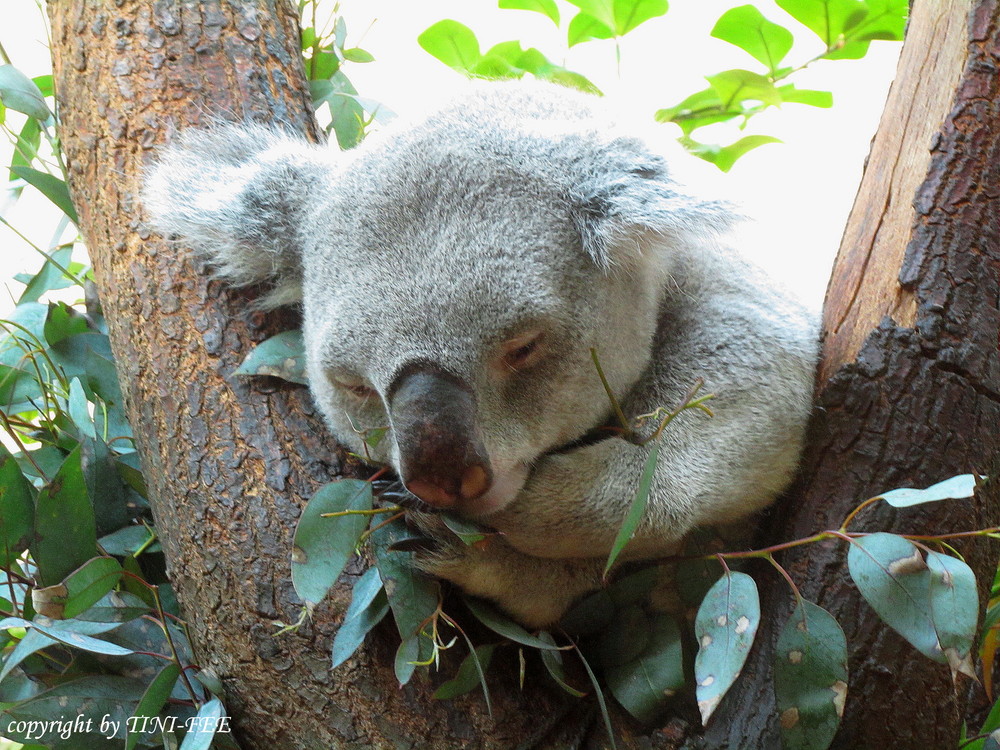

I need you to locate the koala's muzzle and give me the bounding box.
[388,364,493,509]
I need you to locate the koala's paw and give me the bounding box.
[404,511,605,629]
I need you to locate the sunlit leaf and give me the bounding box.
[712,5,794,71]
[775,0,867,47]
[774,600,848,749]
[567,12,614,46]
[0,64,50,121]
[694,571,760,724]
[10,166,78,223]
[291,479,372,606]
[418,20,482,72]
[0,615,135,656]
[31,555,122,619]
[685,135,782,172]
[499,0,561,25]
[777,85,834,107]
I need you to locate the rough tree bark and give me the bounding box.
[47,0,1000,749]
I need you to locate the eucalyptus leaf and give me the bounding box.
[694,571,761,724]
[291,479,372,606]
[10,166,78,223]
[235,330,307,384]
[605,613,685,723]
[127,663,181,750]
[846,533,943,663]
[774,600,848,750]
[876,474,980,508]
[31,555,122,619]
[926,551,978,679]
[0,64,50,121]
[463,596,560,650]
[331,567,389,668]
[606,443,659,573]
[0,441,35,567]
[418,20,482,72]
[433,644,495,700]
[178,697,226,750]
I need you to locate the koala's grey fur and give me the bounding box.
[144,81,819,628]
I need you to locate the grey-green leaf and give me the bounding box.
[235,330,307,384]
[463,596,560,650]
[291,479,372,606]
[433,644,495,700]
[926,551,978,679]
[331,567,389,668]
[846,532,943,663]
[0,64,51,121]
[876,474,980,508]
[178,697,225,750]
[694,571,761,724]
[774,600,848,750]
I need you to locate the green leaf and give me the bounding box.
[73,590,151,623]
[846,532,944,663]
[331,567,389,668]
[0,442,35,567]
[0,64,50,121]
[777,85,834,107]
[694,571,761,724]
[394,633,422,686]
[329,92,367,150]
[235,330,307,384]
[537,631,586,696]
[127,663,181,750]
[291,479,372,606]
[342,47,374,63]
[926,551,978,680]
[605,443,659,574]
[0,615,135,656]
[10,166,78,224]
[561,566,659,636]
[81,435,132,536]
[99,524,159,557]
[433,644,496,700]
[370,516,440,675]
[441,513,490,545]
[499,0,561,25]
[463,596,561,650]
[31,446,98,587]
[566,0,668,36]
[774,600,848,750]
[567,12,614,46]
[686,135,782,172]
[876,474,980,508]
[68,377,96,439]
[775,0,866,46]
[0,675,142,747]
[571,643,618,750]
[31,555,122,619]
[17,245,74,304]
[712,5,793,72]
[0,615,123,685]
[606,613,685,723]
[418,20,482,73]
[706,69,782,109]
[9,115,42,198]
[44,301,92,346]
[178,697,225,750]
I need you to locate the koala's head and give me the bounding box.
[144,81,729,518]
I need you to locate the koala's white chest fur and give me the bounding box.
[144,80,819,627]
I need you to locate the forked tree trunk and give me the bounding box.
[48,0,1000,748]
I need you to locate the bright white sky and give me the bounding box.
[0,0,902,314]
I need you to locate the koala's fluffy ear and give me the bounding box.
[143,124,332,308]
[569,136,735,269]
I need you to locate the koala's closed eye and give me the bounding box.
[498,330,546,372]
[329,374,377,400]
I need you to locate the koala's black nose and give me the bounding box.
[388,362,494,509]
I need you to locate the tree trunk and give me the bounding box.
[47,2,585,748]
[706,0,1000,747]
[47,0,1000,749]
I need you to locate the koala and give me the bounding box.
[144,81,819,628]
